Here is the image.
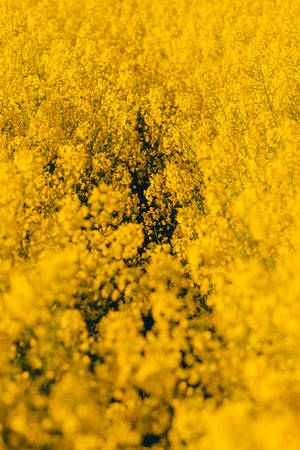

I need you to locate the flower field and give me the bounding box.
[0,0,299,448]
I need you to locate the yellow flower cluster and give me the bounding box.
[0,0,299,448]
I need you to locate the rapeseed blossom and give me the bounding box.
[0,0,299,448]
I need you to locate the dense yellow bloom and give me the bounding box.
[0,0,299,448]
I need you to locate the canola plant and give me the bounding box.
[0,0,299,448]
